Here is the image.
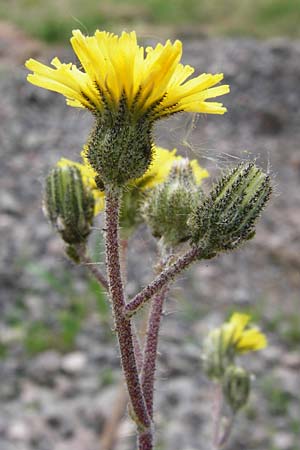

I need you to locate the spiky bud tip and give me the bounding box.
[188,162,272,258]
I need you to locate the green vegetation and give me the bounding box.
[3,261,110,356]
[100,367,116,386]
[1,0,300,43]
[24,298,87,354]
[262,378,292,416]
[264,309,300,349]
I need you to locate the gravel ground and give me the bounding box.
[0,27,300,450]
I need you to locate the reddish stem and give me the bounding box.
[105,187,151,431]
[137,429,153,450]
[141,285,168,418]
[125,246,200,317]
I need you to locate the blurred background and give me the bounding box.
[1,0,300,42]
[0,1,299,450]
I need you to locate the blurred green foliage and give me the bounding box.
[262,379,292,416]
[0,0,300,42]
[0,261,110,356]
[100,367,116,386]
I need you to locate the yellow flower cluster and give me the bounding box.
[26,30,229,118]
[58,146,208,215]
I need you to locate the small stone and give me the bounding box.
[23,295,44,320]
[282,352,300,369]
[28,351,61,385]
[93,386,120,421]
[118,418,135,439]
[273,432,294,450]
[44,406,74,439]
[263,345,283,364]
[61,352,87,375]
[7,421,31,441]
[55,429,97,450]
[0,192,22,215]
[0,377,20,401]
[274,368,300,396]
[55,375,77,398]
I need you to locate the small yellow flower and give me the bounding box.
[25,29,229,118]
[134,147,209,189]
[222,313,267,353]
[203,312,267,380]
[58,146,208,215]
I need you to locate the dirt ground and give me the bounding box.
[0,24,299,450]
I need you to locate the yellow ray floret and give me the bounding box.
[222,313,267,353]
[58,147,208,215]
[26,29,229,117]
[138,147,209,188]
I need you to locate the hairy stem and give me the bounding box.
[120,238,143,371]
[104,187,151,431]
[99,239,129,450]
[125,246,200,317]
[141,285,168,418]
[137,429,153,450]
[77,239,145,449]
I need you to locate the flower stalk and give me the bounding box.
[141,285,168,418]
[104,186,151,432]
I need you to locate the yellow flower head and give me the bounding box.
[133,146,209,189]
[25,29,229,119]
[57,146,208,216]
[222,313,267,353]
[203,312,267,380]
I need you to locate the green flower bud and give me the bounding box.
[202,328,227,380]
[141,159,203,248]
[223,366,251,413]
[44,165,95,244]
[84,96,153,187]
[188,162,272,258]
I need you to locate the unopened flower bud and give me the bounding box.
[44,165,95,244]
[188,162,272,258]
[202,328,229,380]
[141,158,203,247]
[223,366,251,413]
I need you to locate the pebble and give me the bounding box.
[282,352,300,369]
[28,351,61,385]
[44,406,74,438]
[61,352,87,375]
[273,432,295,450]
[7,421,31,441]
